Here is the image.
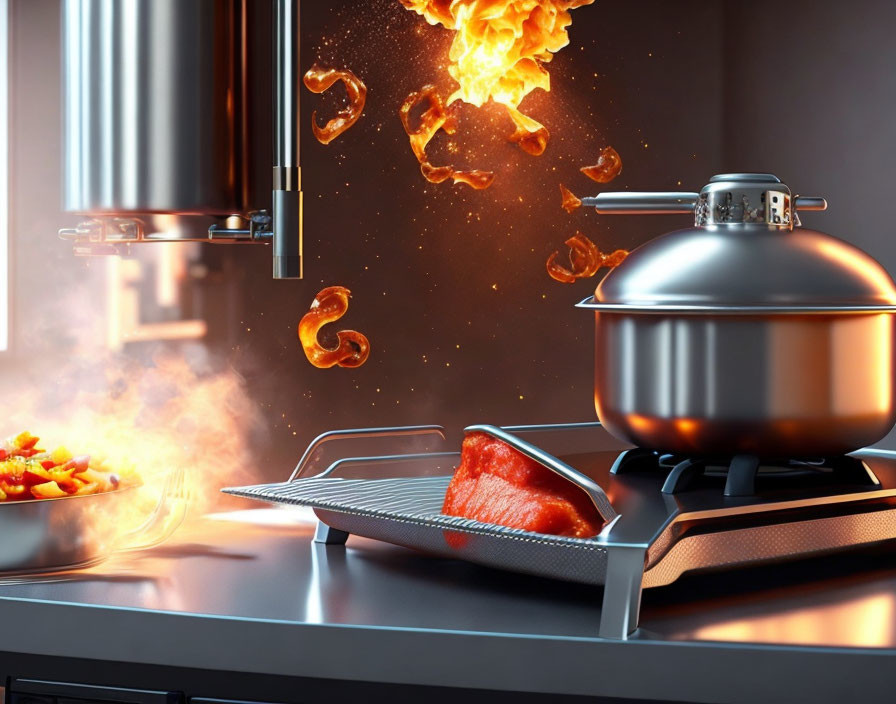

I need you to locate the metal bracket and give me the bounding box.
[313,522,349,545]
[599,544,647,639]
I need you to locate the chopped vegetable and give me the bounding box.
[30,481,67,499]
[0,431,140,502]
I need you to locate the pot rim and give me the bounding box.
[576,296,896,315]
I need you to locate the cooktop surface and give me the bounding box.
[0,505,894,702]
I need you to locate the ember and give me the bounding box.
[302,63,367,144]
[559,183,582,213]
[547,232,627,283]
[581,145,623,183]
[299,286,371,369]
[400,0,594,155]
[399,85,495,189]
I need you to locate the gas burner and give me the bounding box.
[610,448,880,497]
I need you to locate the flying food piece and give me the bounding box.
[559,184,582,213]
[547,231,599,282]
[506,106,549,156]
[399,85,448,162]
[451,169,495,190]
[298,286,370,369]
[302,63,367,145]
[399,85,495,190]
[546,232,628,283]
[442,432,604,539]
[581,146,622,183]
[420,162,454,183]
[602,249,628,268]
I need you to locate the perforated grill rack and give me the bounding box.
[223,422,653,639]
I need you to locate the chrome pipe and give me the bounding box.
[581,192,700,214]
[273,0,302,279]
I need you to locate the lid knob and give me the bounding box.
[581,173,827,230]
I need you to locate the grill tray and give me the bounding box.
[224,422,896,640]
[224,475,610,585]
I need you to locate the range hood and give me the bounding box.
[59,0,303,279]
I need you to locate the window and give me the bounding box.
[0,0,7,352]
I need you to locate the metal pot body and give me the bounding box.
[593,310,896,457]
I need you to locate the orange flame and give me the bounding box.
[400,0,594,151]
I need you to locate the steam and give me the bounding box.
[0,343,266,518]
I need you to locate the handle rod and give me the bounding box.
[794,196,827,211]
[581,192,699,214]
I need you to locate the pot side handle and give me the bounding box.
[581,192,699,214]
[582,192,828,215]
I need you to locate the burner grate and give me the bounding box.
[610,448,879,496]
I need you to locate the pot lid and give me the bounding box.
[580,173,896,312]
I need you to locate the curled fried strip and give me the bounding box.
[559,184,582,213]
[506,105,549,156]
[581,146,623,183]
[399,85,495,190]
[303,63,367,144]
[545,251,577,283]
[298,286,370,369]
[546,232,628,284]
[399,85,449,161]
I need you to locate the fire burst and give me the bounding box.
[399,0,594,153]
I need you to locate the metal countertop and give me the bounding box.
[0,507,894,703]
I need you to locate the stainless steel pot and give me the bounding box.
[577,173,896,457]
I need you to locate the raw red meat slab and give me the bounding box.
[442,432,603,538]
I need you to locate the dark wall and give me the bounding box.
[722,0,896,446]
[226,0,726,474]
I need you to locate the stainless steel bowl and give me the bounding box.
[0,489,134,574]
[0,468,184,575]
[578,174,896,457]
